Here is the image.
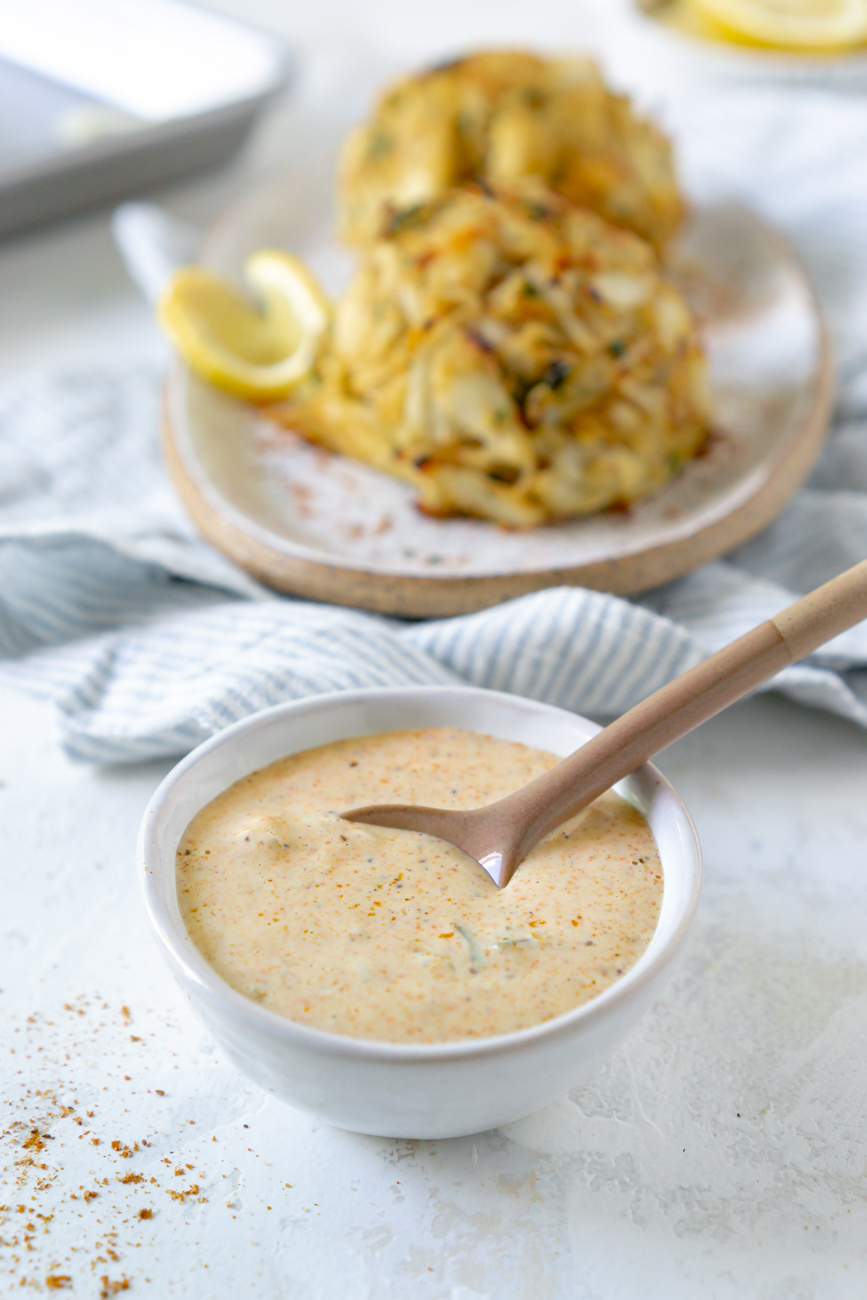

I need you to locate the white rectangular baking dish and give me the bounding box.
[0,0,292,239]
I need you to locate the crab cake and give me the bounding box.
[273,183,709,527]
[339,50,684,252]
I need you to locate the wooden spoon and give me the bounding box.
[344,558,867,887]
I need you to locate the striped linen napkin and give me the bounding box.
[2,81,867,763]
[1,358,865,763]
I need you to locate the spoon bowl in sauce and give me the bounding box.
[139,685,700,1139]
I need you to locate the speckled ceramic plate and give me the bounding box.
[163,176,832,617]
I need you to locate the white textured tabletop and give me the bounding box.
[2,2,867,1296]
[4,684,867,1297]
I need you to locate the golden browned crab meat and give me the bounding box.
[272,183,710,528]
[339,49,685,252]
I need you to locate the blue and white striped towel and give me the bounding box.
[1,357,865,764]
[2,77,867,763]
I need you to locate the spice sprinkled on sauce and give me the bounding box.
[177,728,663,1043]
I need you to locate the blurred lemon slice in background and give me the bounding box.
[689,0,867,49]
[159,251,330,402]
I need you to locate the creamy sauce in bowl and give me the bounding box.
[177,728,663,1044]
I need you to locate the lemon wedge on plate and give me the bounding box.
[689,0,867,50]
[158,250,330,402]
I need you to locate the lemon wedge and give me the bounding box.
[689,0,867,49]
[158,250,330,402]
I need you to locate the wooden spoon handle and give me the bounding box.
[494,557,867,868]
[771,557,867,658]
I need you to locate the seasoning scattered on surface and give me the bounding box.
[178,727,663,1043]
[0,998,218,1292]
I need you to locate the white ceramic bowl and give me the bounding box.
[138,686,701,1139]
